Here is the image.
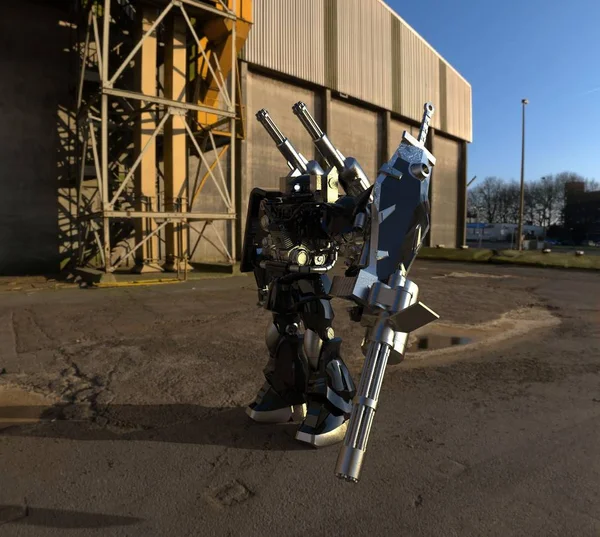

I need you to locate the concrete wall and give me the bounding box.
[388,117,417,159]
[0,1,72,275]
[430,133,461,247]
[242,69,321,228]
[240,66,466,257]
[329,98,380,182]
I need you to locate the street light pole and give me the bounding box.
[517,98,529,250]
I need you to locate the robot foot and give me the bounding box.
[246,383,307,424]
[294,354,355,448]
[295,406,348,448]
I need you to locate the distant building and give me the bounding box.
[564,181,600,243]
[466,223,545,242]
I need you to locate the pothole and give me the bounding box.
[407,319,509,354]
[0,386,59,430]
[414,334,472,351]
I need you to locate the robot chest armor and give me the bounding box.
[257,197,333,268]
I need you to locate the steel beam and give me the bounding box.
[101,0,111,272]
[133,7,162,273]
[163,14,190,271]
[179,0,237,20]
[229,0,237,261]
[97,211,236,220]
[103,87,236,117]
[73,0,243,270]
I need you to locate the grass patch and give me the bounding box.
[492,250,600,270]
[418,247,600,270]
[418,247,494,263]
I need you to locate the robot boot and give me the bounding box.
[246,318,309,424]
[295,331,356,447]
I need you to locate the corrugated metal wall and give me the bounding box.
[243,0,327,87]
[397,23,440,131]
[335,0,392,108]
[242,0,472,142]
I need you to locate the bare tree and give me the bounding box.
[496,180,520,223]
[477,176,503,223]
[467,188,482,215]
[466,171,595,227]
[556,171,587,185]
[535,175,567,227]
[523,181,540,225]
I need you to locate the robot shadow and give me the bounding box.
[0,404,310,451]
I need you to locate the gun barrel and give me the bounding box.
[335,338,391,483]
[256,108,308,173]
[292,101,323,139]
[292,101,345,171]
[417,102,435,145]
[255,108,285,145]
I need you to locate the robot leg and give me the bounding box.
[295,298,356,447]
[246,313,309,424]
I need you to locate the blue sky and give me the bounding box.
[388,0,600,183]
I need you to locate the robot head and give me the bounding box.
[284,174,313,196]
[280,160,339,203]
[281,160,322,196]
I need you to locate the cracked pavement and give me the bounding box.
[1,261,599,536]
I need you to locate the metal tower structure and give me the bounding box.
[73,0,251,274]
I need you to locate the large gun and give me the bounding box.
[292,102,370,197]
[332,103,439,483]
[256,109,308,176]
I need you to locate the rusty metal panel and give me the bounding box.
[242,0,326,86]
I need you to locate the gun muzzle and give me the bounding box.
[256,109,285,145]
[292,102,323,140]
[293,101,345,171]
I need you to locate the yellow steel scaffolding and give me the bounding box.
[73,0,252,274]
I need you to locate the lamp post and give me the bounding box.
[517,98,529,250]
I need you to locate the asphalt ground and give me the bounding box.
[1,261,599,536]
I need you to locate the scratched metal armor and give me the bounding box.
[241,102,439,477]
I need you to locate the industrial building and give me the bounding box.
[564,181,600,243]
[0,0,472,276]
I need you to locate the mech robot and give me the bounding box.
[241,101,439,482]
